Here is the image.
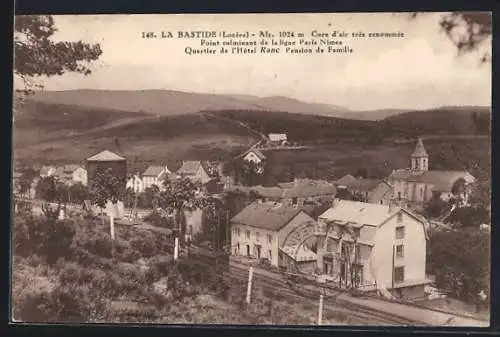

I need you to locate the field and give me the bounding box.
[261,137,491,183]
[13,99,491,182]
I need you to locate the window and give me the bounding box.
[397,213,403,223]
[396,244,404,258]
[292,197,298,205]
[236,228,240,237]
[397,192,401,201]
[268,234,273,243]
[269,250,272,260]
[420,188,424,197]
[246,230,250,239]
[237,242,240,252]
[395,226,405,239]
[255,231,260,242]
[394,266,405,283]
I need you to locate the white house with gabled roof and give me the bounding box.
[317,200,430,300]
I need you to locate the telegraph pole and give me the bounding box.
[318,294,324,325]
[246,266,254,304]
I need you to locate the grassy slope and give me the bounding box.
[13,102,491,181]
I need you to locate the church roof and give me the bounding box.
[411,138,428,157]
[389,169,474,193]
[408,170,474,192]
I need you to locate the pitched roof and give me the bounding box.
[368,181,393,203]
[282,181,337,199]
[226,185,284,199]
[87,150,126,162]
[348,178,383,192]
[245,149,266,160]
[230,202,310,231]
[143,166,165,177]
[388,168,416,180]
[335,174,357,187]
[269,133,287,142]
[408,170,474,192]
[201,161,220,178]
[411,138,428,157]
[54,165,83,179]
[177,161,202,176]
[319,200,401,227]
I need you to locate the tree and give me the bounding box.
[232,160,264,186]
[423,193,450,219]
[17,167,37,199]
[428,227,490,304]
[158,177,209,242]
[14,15,102,117]
[353,167,368,179]
[123,187,136,209]
[35,176,58,202]
[69,182,89,205]
[89,167,123,212]
[408,12,491,63]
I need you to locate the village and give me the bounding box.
[11,132,490,325]
[11,12,492,327]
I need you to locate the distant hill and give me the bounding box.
[380,106,491,137]
[29,89,405,121]
[13,94,491,169]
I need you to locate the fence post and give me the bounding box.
[174,237,179,261]
[110,215,115,240]
[246,266,254,304]
[318,294,324,325]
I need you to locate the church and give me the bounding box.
[387,138,476,207]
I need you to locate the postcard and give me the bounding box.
[12,12,491,327]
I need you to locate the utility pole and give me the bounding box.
[391,244,395,290]
[246,266,254,304]
[318,294,324,325]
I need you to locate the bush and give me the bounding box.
[12,214,76,265]
[428,228,490,303]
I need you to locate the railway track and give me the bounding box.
[226,263,421,326]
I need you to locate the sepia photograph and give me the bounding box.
[11,12,491,327]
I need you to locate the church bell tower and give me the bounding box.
[410,137,429,171]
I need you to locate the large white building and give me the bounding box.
[317,200,430,299]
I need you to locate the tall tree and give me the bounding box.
[13,15,102,117]
[17,167,37,199]
[89,167,123,209]
[158,177,209,242]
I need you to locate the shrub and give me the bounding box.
[12,214,76,265]
[428,227,490,303]
[14,290,56,322]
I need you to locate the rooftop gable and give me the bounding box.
[87,150,126,162]
[143,165,165,177]
[230,201,309,231]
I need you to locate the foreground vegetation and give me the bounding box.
[11,208,348,324]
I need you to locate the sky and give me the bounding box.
[28,13,492,111]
